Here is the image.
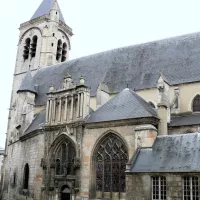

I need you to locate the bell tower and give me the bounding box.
[15,0,73,74]
[6,0,73,153]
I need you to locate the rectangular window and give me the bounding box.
[183,176,199,200]
[152,176,166,200]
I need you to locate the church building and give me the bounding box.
[1,0,200,200]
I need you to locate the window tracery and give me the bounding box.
[55,141,76,176]
[95,133,128,198]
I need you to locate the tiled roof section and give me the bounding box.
[86,88,158,123]
[31,0,66,23]
[32,32,200,105]
[128,133,200,173]
[170,113,200,127]
[24,109,45,135]
[17,71,37,94]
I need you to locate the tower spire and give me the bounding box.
[31,0,66,23]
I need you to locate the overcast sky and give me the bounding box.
[0,0,200,147]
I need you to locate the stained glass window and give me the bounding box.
[55,141,75,176]
[95,134,128,198]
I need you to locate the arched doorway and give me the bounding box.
[61,185,71,200]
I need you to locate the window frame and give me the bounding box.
[151,176,166,200]
[183,176,199,200]
[192,95,200,112]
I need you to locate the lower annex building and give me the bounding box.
[1,0,200,200]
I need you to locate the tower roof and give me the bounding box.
[86,88,158,123]
[17,71,37,94]
[31,0,66,23]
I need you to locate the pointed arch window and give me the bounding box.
[30,35,38,58]
[56,39,62,61]
[193,95,200,112]
[61,42,67,62]
[23,38,31,60]
[94,133,128,199]
[55,140,76,176]
[23,163,29,189]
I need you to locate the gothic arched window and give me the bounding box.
[61,42,67,62]
[23,38,31,60]
[23,163,29,189]
[193,95,200,112]
[30,35,38,58]
[56,39,62,61]
[55,141,76,176]
[95,133,128,199]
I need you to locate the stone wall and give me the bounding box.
[81,124,147,199]
[0,154,4,183]
[2,133,44,200]
[126,173,200,200]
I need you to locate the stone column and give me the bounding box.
[80,93,83,117]
[76,93,80,118]
[157,103,168,135]
[83,91,87,118]
[70,95,74,121]
[64,96,68,122]
[52,98,56,123]
[49,99,53,123]
[46,100,50,123]
[58,98,62,123]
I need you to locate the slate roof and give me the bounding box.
[24,109,46,135]
[86,88,158,123]
[31,0,66,23]
[17,71,37,94]
[170,113,200,127]
[128,133,200,173]
[28,32,200,105]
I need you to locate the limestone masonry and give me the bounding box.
[1,0,200,200]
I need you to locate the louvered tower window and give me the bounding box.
[193,95,200,112]
[95,134,128,199]
[56,39,62,61]
[30,35,38,58]
[61,42,67,62]
[23,38,31,60]
[55,141,75,176]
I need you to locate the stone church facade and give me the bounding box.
[2,0,200,200]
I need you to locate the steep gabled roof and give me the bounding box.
[31,0,66,23]
[24,109,45,135]
[86,88,158,123]
[17,71,37,94]
[128,133,200,173]
[31,32,200,106]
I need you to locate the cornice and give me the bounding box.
[85,117,159,129]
